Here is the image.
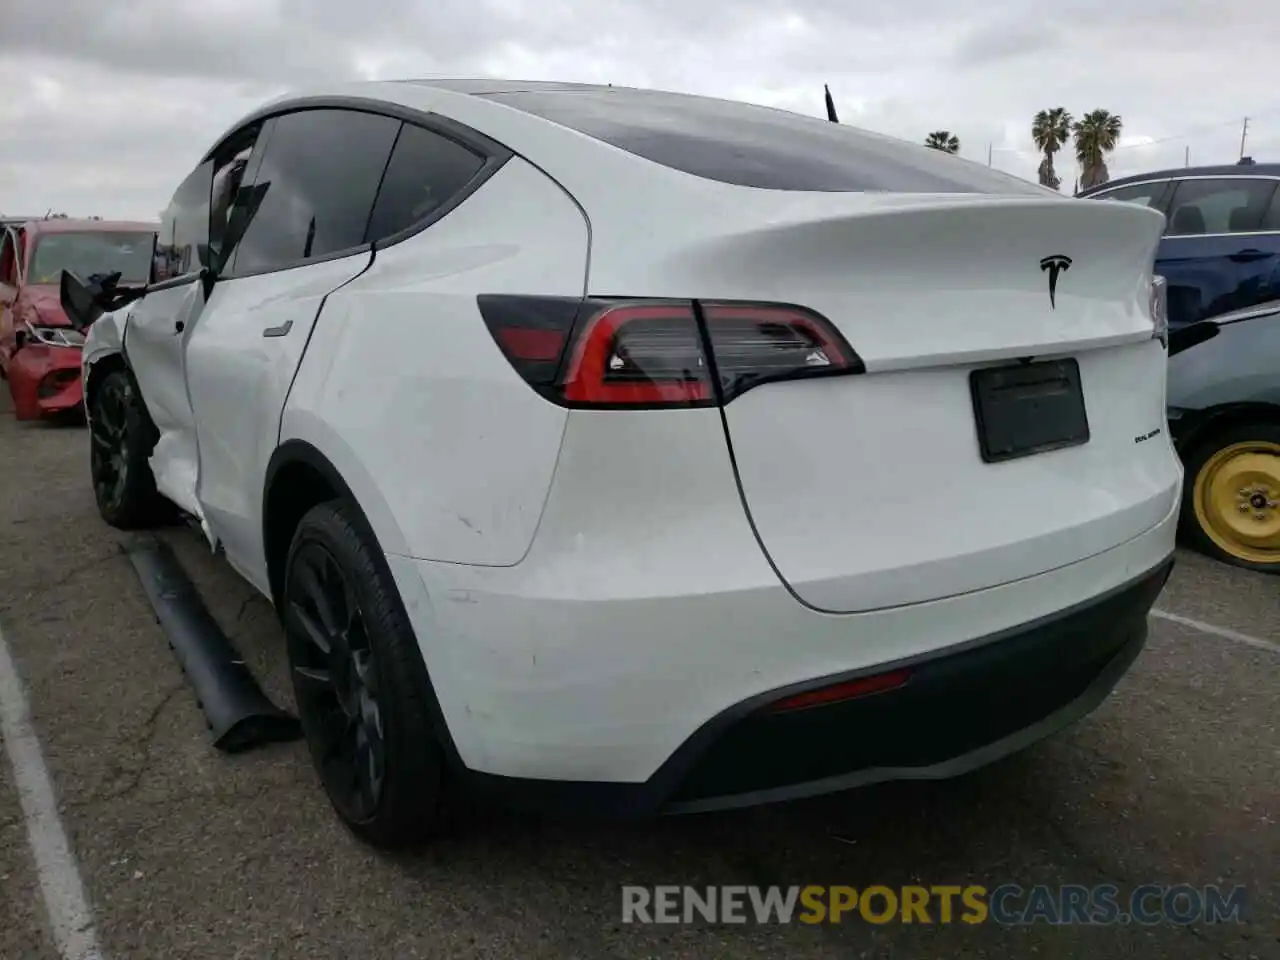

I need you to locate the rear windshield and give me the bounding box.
[27,232,154,285]
[484,88,1044,195]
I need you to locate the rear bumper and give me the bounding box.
[455,557,1172,817]
[668,557,1169,812]
[7,344,84,420]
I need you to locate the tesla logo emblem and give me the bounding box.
[1039,255,1072,309]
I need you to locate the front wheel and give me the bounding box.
[1181,421,1280,574]
[282,500,449,848]
[88,368,171,529]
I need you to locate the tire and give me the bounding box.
[88,368,172,529]
[282,499,449,848]
[1180,420,1280,574]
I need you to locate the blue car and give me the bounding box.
[1079,161,1280,327]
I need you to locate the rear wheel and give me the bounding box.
[1182,422,1280,574]
[88,368,171,529]
[283,500,448,848]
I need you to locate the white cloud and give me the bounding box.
[0,0,1275,218]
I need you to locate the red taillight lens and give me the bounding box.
[478,295,862,409]
[562,302,713,407]
[766,669,911,714]
[476,294,580,393]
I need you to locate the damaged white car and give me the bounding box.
[67,79,1179,849]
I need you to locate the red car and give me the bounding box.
[1,219,156,421]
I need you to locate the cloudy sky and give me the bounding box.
[1,0,1276,220]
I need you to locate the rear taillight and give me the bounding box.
[478,295,863,409]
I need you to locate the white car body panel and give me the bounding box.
[121,278,209,519]
[186,253,374,594]
[282,156,586,567]
[85,79,1183,799]
[724,340,1179,611]
[81,304,127,370]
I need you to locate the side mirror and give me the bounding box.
[60,270,108,331]
[59,269,150,332]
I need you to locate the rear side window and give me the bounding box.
[1091,181,1170,210]
[156,160,216,279]
[1164,178,1278,236]
[1261,186,1280,231]
[364,123,487,243]
[228,109,401,276]
[484,88,1044,195]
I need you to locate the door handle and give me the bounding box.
[1228,249,1275,262]
[262,320,293,338]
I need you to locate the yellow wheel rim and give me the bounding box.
[1192,440,1280,564]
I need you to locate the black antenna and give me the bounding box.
[824,84,839,123]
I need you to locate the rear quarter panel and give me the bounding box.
[1167,315,1280,411]
[281,155,588,566]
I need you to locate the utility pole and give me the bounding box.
[987,143,993,166]
[1239,117,1249,159]
[1184,145,1190,167]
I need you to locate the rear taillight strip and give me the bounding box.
[478,294,864,410]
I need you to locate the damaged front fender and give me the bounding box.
[82,305,216,547]
[81,301,130,373]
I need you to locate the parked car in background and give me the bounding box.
[1166,299,1280,572]
[0,218,156,420]
[68,79,1177,849]
[1079,162,1280,327]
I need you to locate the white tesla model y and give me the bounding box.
[75,79,1180,847]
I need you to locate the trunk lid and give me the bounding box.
[687,194,1179,612]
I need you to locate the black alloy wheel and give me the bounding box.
[284,539,387,824]
[87,367,169,528]
[89,372,131,509]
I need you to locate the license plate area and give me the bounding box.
[970,359,1089,463]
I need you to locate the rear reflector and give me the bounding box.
[765,669,911,714]
[478,294,863,409]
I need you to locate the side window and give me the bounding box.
[1164,178,1277,237]
[1260,185,1280,232]
[226,109,401,276]
[1093,180,1170,210]
[0,229,15,286]
[208,122,266,273]
[363,124,487,243]
[154,160,216,280]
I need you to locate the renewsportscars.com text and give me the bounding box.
[621,884,1249,926]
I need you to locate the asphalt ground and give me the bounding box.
[0,391,1276,960]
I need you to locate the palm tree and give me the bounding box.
[1031,107,1072,191]
[1073,109,1123,190]
[924,131,960,154]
